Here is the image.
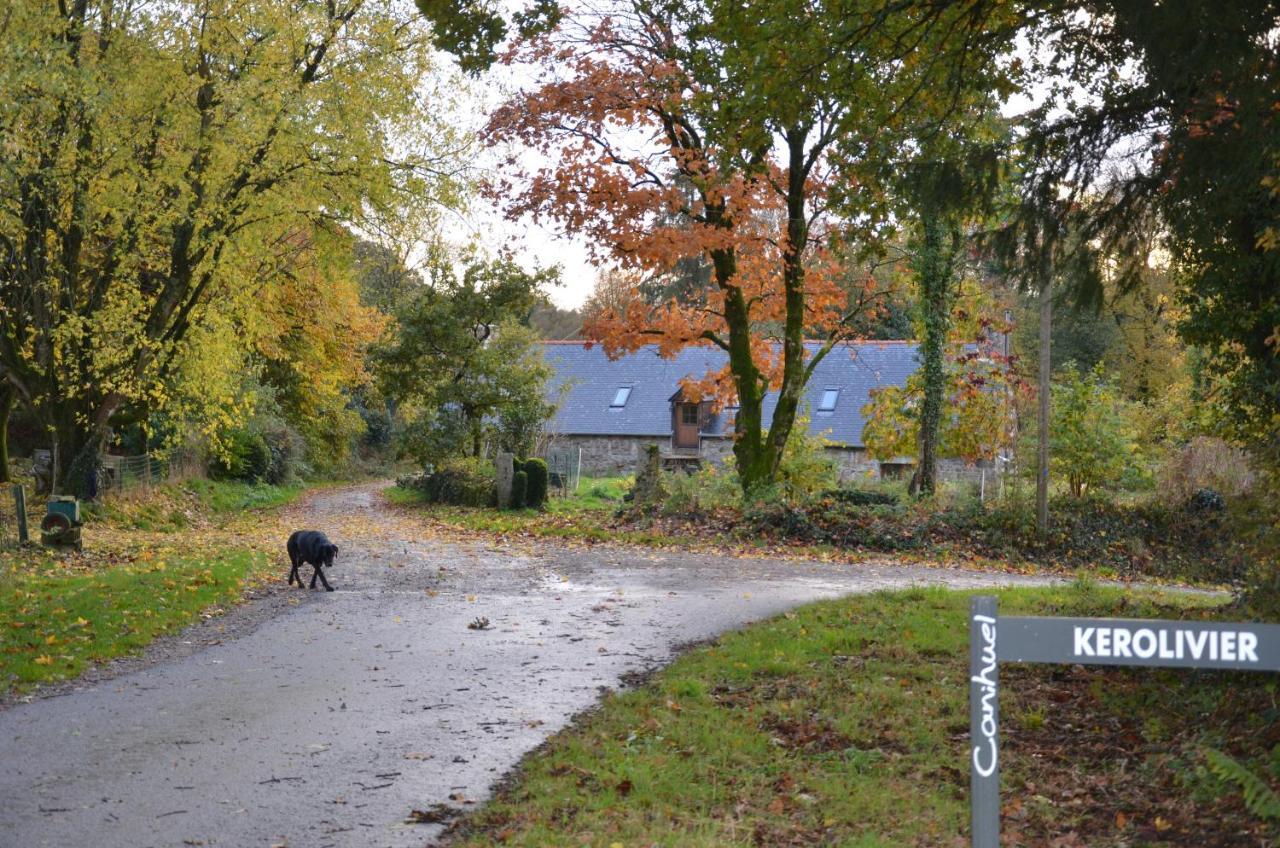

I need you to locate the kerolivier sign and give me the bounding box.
[968,596,1280,847]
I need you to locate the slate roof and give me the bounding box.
[540,341,921,447]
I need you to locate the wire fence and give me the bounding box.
[99,453,168,494]
[0,452,171,544]
[545,447,582,495]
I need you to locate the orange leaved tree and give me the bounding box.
[482,0,1012,492]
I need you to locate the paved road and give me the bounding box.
[0,483,1065,848]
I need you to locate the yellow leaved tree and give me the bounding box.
[0,0,466,491]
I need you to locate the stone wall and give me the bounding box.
[703,441,882,483]
[544,435,667,477]
[550,434,879,481]
[828,446,881,483]
[547,433,997,488]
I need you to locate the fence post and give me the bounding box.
[13,484,29,544]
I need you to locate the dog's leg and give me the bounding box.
[309,564,319,589]
[316,566,334,592]
[288,557,300,586]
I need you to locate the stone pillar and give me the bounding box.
[632,444,665,505]
[496,452,514,509]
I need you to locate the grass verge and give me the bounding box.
[387,479,675,547]
[445,584,1277,847]
[185,478,305,513]
[80,479,305,532]
[1,548,265,694]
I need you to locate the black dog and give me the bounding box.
[287,530,338,591]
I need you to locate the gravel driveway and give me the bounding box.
[0,483,1065,848]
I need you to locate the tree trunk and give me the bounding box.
[914,215,957,499]
[53,421,105,499]
[721,265,770,494]
[0,384,14,483]
[1036,262,1053,534]
[755,128,812,491]
[48,395,116,499]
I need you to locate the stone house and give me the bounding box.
[540,340,976,482]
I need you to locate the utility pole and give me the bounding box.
[1036,253,1052,534]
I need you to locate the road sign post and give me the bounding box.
[969,596,1000,846]
[969,595,1280,847]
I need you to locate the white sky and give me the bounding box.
[433,51,605,311]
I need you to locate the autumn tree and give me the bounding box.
[0,0,465,495]
[252,228,388,473]
[582,269,647,328]
[470,0,1015,493]
[528,303,584,340]
[355,240,426,316]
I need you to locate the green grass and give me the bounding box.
[447,584,1276,847]
[184,478,305,513]
[388,476,649,539]
[549,476,631,513]
[0,548,266,694]
[1,475,309,694]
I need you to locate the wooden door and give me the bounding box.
[674,402,700,448]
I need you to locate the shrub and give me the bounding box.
[662,460,739,514]
[819,488,900,507]
[1048,364,1142,497]
[511,469,529,509]
[208,429,271,482]
[1240,440,1280,617]
[409,457,496,507]
[742,495,820,541]
[524,458,549,509]
[726,486,1241,581]
[776,418,840,499]
[258,420,307,485]
[1186,488,1227,513]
